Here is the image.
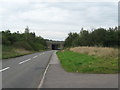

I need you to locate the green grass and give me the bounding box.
[57,50,118,74]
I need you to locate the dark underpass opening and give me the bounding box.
[52,44,59,50]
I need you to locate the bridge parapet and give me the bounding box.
[46,41,64,50]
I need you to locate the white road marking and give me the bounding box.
[19,58,31,64]
[0,67,10,72]
[42,53,45,54]
[33,55,38,58]
[37,62,50,88]
[37,52,52,89]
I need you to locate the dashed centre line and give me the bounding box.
[19,58,31,64]
[0,67,10,72]
[1,52,46,72]
[33,55,38,58]
[2,52,46,72]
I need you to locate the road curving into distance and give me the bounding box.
[2,50,54,88]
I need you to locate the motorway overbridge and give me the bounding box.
[46,41,64,50]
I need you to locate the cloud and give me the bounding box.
[36,30,68,41]
[20,7,69,23]
[0,1,118,40]
[0,0,118,3]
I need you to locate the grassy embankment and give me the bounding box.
[2,45,35,59]
[57,47,118,74]
[2,45,46,59]
[1,30,47,59]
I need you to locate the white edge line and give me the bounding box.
[38,51,53,89]
[19,58,31,64]
[37,61,50,89]
[0,67,10,72]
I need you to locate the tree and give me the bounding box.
[64,27,118,48]
[2,28,47,51]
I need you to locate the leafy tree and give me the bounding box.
[1,28,47,51]
[64,26,119,48]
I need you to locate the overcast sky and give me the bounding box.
[0,0,118,41]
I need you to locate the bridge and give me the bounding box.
[46,41,64,50]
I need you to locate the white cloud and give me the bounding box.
[0,0,118,3]
[20,7,69,23]
[36,31,68,41]
[0,1,118,40]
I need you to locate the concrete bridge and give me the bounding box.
[46,41,64,50]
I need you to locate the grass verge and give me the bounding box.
[57,50,118,74]
[2,46,35,59]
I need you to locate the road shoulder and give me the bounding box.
[42,51,118,88]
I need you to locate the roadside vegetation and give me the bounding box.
[70,47,118,59]
[57,26,119,74]
[2,45,33,59]
[57,47,118,74]
[1,27,47,59]
[65,27,119,47]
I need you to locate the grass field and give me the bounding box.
[57,47,118,74]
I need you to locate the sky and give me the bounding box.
[0,0,118,41]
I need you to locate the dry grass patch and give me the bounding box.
[70,46,118,59]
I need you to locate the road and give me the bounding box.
[2,50,54,88]
[42,51,118,88]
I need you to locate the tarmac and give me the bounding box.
[42,51,118,88]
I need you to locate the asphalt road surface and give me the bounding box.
[2,50,54,88]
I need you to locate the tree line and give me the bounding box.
[64,26,120,48]
[1,27,47,51]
